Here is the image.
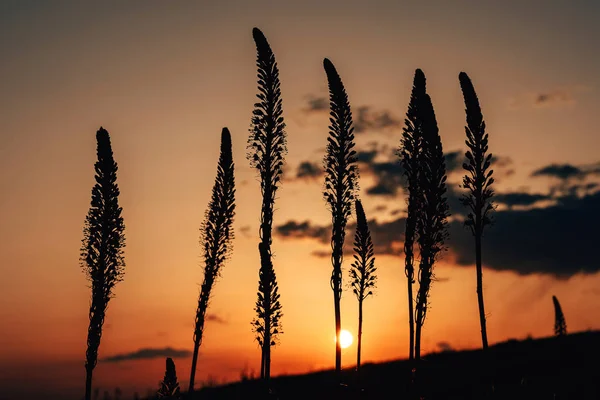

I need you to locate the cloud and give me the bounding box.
[359,149,467,197]
[102,347,192,363]
[534,90,575,107]
[206,314,227,324]
[295,161,323,180]
[277,217,405,257]
[532,164,585,180]
[276,220,329,242]
[437,341,454,352]
[494,192,551,207]
[531,162,600,181]
[354,106,402,134]
[275,190,600,278]
[240,225,252,238]
[300,95,402,134]
[448,191,600,277]
[302,95,328,113]
[510,85,589,109]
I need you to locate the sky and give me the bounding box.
[1,0,600,398]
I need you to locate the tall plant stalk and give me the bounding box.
[80,127,126,400]
[349,199,376,373]
[459,72,495,350]
[552,295,567,336]
[323,58,359,375]
[248,27,286,383]
[399,69,426,361]
[414,94,450,361]
[189,128,236,391]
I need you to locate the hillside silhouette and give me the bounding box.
[183,331,599,400]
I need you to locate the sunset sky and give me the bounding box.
[1,1,600,399]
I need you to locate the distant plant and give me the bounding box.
[323,57,359,375]
[459,72,495,350]
[399,69,426,361]
[414,93,450,361]
[189,128,236,391]
[158,358,181,398]
[552,295,567,336]
[80,127,126,400]
[248,27,286,382]
[349,199,377,372]
[114,387,122,400]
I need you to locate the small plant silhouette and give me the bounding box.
[552,295,567,336]
[459,72,495,350]
[414,93,450,361]
[399,69,426,361]
[189,128,236,391]
[158,358,181,398]
[322,57,359,375]
[248,27,286,382]
[349,199,376,373]
[80,127,126,400]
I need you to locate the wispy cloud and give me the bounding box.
[206,313,227,324]
[510,85,590,109]
[102,347,192,363]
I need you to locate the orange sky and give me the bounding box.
[1,1,600,399]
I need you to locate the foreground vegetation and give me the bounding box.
[167,331,598,400]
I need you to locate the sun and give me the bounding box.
[335,329,353,349]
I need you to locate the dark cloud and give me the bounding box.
[437,341,454,352]
[206,314,227,324]
[301,96,402,134]
[295,161,323,180]
[356,150,378,163]
[276,191,600,278]
[276,220,329,242]
[360,149,470,197]
[102,347,192,363]
[303,95,328,113]
[365,161,406,196]
[354,106,402,134]
[444,151,463,173]
[240,225,252,238]
[494,192,551,207]
[532,164,584,180]
[276,217,406,257]
[531,162,600,183]
[534,90,574,107]
[448,191,600,277]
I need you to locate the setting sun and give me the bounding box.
[335,329,353,349]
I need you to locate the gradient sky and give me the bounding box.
[1,1,600,399]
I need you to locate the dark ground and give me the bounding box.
[178,331,599,400]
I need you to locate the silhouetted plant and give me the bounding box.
[349,199,376,373]
[414,94,450,361]
[552,295,567,336]
[80,127,126,400]
[323,57,359,375]
[459,72,495,350]
[189,128,236,391]
[398,69,426,361]
[247,27,286,382]
[158,358,181,398]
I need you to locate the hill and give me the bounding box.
[185,331,599,399]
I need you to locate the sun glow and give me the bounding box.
[335,329,353,349]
